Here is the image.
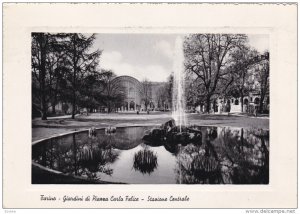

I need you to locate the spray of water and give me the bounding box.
[172,36,187,132]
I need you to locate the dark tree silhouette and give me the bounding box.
[32,33,68,119]
[255,52,269,113]
[32,33,51,120]
[64,33,101,119]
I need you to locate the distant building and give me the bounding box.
[195,91,269,114]
[215,91,269,114]
[48,75,170,115]
[111,75,169,112]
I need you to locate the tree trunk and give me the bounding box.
[71,39,77,120]
[51,85,58,115]
[39,34,47,120]
[71,91,76,119]
[108,101,111,113]
[40,110,47,120]
[240,93,244,113]
[51,104,56,114]
[71,73,76,119]
[259,95,265,114]
[206,95,211,113]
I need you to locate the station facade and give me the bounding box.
[112,75,168,112]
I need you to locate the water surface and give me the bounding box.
[32,126,269,184]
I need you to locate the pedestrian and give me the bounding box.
[254,106,258,117]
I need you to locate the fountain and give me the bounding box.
[142,36,201,145]
[172,36,187,132]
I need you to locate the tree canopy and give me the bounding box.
[32,33,125,119]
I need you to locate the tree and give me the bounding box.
[184,34,248,113]
[46,36,71,115]
[254,52,269,113]
[78,70,105,114]
[102,69,126,113]
[64,34,101,119]
[32,33,50,120]
[141,79,152,110]
[155,84,170,110]
[229,46,258,112]
[185,75,206,109]
[32,33,105,119]
[32,33,67,119]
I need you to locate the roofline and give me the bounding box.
[112,75,141,83]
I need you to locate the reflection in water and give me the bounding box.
[175,127,269,184]
[32,126,269,184]
[34,133,120,181]
[133,148,158,174]
[175,138,222,184]
[78,141,119,179]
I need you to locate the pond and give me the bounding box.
[32,126,269,184]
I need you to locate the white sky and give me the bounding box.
[94,34,269,82]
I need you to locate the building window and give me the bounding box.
[234,99,239,105]
[129,87,135,97]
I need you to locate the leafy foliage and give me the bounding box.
[32,33,125,119]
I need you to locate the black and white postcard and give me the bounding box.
[2,3,297,209]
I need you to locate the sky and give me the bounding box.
[93,34,269,82]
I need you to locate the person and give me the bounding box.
[254,106,258,117]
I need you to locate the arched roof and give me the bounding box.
[112,75,141,84]
[112,75,142,92]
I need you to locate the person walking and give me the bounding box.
[254,106,258,117]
